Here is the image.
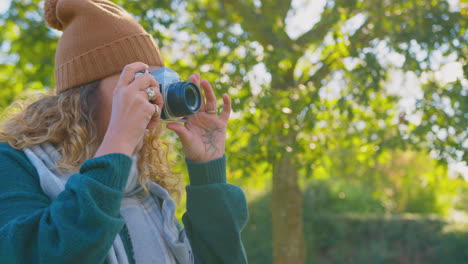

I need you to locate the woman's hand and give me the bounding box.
[167,73,231,163]
[95,62,163,157]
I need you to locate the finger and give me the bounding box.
[220,93,231,122]
[130,73,159,91]
[145,86,164,107]
[201,79,217,112]
[147,105,160,129]
[147,120,157,130]
[117,62,149,87]
[189,73,204,110]
[142,99,157,118]
[153,88,164,109]
[189,73,201,87]
[139,90,164,119]
[166,122,191,143]
[139,101,156,130]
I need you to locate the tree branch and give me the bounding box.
[295,6,340,49]
[221,0,293,51]
[347,20,371,57]
[279,0,293,22]
[302,19,371,87]
[302,59,333,88]
[295,0,363,49]
[260,0,293,24]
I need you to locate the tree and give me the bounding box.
[173,0,466,262]
[0,0,57,109]
[1,0,466,263]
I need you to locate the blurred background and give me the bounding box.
[0,0,467,263]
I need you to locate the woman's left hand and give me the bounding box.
[166,73,231,163]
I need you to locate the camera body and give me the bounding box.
[136,67,202,121]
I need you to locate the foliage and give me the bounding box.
[0,0,57,109]
[455,185,468,212]
[0,1,465,174]
[165,0,468,172]
[243,191,468,264]
[315,147,462,216]
[305,147,463,216]
[0,0,465,161]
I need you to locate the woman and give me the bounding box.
[0,0,248,263]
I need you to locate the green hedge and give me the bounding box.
[242,191,468,264]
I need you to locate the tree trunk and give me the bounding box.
[271,133,306,263]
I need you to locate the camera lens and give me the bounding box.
[185,85,198,110]
[165,81,201,118]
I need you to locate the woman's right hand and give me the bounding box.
[95,62,163,157]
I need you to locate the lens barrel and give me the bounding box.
[162,81,201,120]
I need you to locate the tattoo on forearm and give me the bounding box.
[201,126,222,157]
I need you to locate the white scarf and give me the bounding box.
[23,143,193,264]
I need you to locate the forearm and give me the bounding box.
[182,156,249,264]
[0,153,132,264]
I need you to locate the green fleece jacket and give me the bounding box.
[0,142,248,264]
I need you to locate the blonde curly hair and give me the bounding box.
[0,81,183,202]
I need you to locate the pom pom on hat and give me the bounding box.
[44,0,63,30]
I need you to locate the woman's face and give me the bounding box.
[95,65,161,144]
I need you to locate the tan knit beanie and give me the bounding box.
[43,0,164,93]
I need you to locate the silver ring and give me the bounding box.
[145,87,156,101]
[206,109,217,114]
[153,105,160,118]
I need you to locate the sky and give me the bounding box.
[0,0,467,177]
[285,0,326,39]
[0,0,10,13]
